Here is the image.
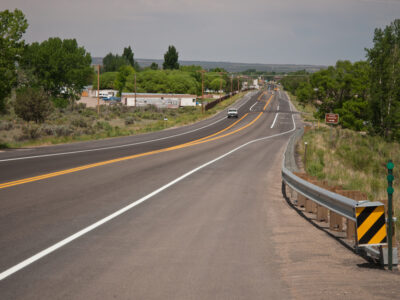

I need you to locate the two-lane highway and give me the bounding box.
[0,90,301,298]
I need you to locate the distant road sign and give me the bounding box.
[325,113,339,124]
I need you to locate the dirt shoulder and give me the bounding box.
[267,144,400,299]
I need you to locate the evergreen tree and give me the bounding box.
[123,46,134,67]
[163,45,180,70]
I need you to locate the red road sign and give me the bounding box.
[325,113,339,124]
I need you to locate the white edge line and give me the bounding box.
[271,113,279,129]
[0,92,256,163]
[0,91,293,281]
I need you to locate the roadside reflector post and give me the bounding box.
[304,142,308,172]
[387,160,394,270]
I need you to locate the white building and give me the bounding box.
[121,93,197,108]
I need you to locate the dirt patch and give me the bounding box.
[265,146,400,299]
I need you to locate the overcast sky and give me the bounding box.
[2,0,400,65]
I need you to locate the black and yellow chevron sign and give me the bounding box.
[356,205,387,246]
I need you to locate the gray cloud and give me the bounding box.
[1,0,400,65]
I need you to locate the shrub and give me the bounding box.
[71,117,88,128]
[52,97,69,109]
[0,121,14,131]
[20,124,42,140]
[124,116,135,125]
[15,87,53,123]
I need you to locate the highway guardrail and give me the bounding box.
[281,128,397,266]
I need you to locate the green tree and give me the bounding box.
[0,9,28,112]
[114,65,134,96]
[296,82,313,104]
[122,46,134,67]
[93,72,118,89]
[163,45,179,70]
[21,38,93,105]
[209,78,226,92]
[150,62,159,70]
[14,87,53,123]
[102,52,129,72]
[366,19,400,139]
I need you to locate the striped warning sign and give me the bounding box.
[356,205,387,246]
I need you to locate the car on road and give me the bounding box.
[227,108,239,118]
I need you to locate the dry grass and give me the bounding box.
[298,127,400,232]
[0,92,246,148]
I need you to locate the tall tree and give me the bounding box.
[102,52,129,72]
[163,45,179,70]
[123,46,134,67]
[114,65,134,96]
[0,9,28,112]
[366,19,400,139]
[21,37,93,105]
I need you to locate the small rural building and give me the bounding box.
[121,93,197,108]
[81,86,118,98]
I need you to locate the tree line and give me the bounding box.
[0,9,243,123]
[280,19,400,141]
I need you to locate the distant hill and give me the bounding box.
[91,57,326,73]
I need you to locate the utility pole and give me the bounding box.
[134,73,137,106]
[97,65,100,115]
[197,70,206,113]
[230,76,233,96]
[202,71,204,113]
[218,72,226,100]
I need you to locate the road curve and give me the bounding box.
[2,90,398,299]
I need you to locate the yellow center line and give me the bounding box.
[185,113,247,145]
[263,95,273,111]
[257,91,268,101]
[0,98,274,190]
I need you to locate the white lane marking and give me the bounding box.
[0,99,296,281]
[249,101,258,111]
[271,113,279,128]
[0,92,256,163]
[277,105,280,111]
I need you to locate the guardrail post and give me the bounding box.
[297,194,306,207]
[329,211,344,231]
[316,205,329,222]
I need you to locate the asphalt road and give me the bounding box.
[5,89,399,299]
[0,89,303,299]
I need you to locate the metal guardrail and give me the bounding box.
[282,129,385,222]
[282,129,361,221]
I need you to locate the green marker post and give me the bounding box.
[387,160,394,270]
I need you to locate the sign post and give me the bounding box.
[387,160,395,270]
[325,113,339,145]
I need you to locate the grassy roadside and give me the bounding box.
[0,92,246,149]
[285,91,400,233]
[286,92,318,123]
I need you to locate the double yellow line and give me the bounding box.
[0,97,274,190]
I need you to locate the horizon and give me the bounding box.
[2,1,399,65]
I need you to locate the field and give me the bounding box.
[0,92,245,149]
